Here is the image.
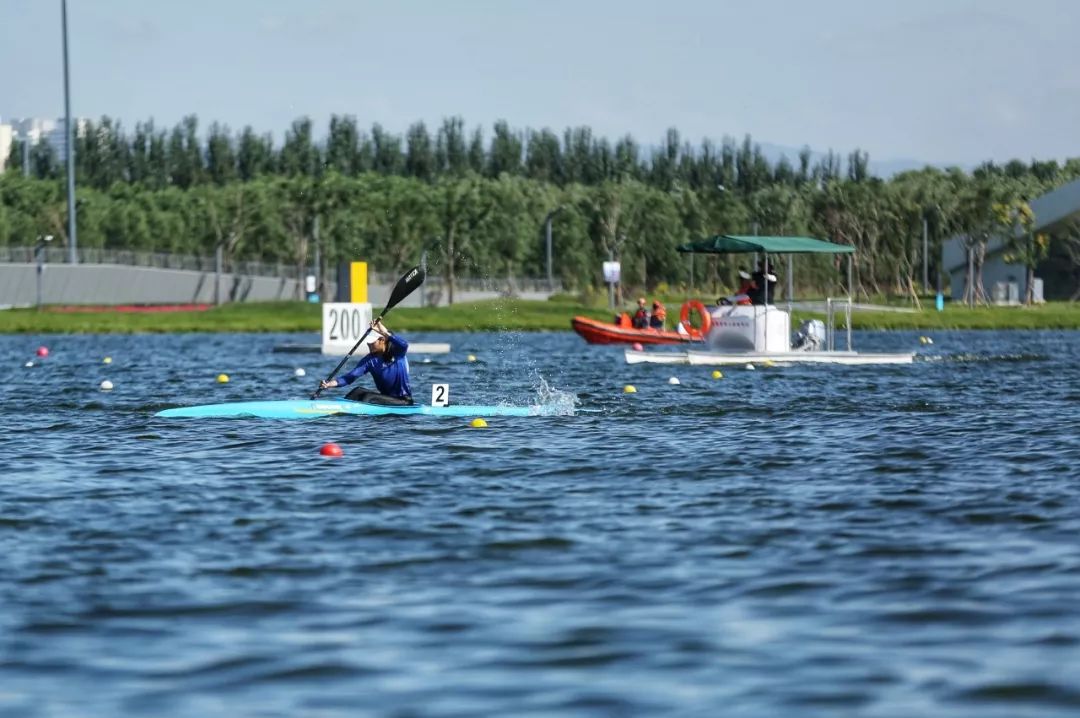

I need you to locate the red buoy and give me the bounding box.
[319,442,343,457]
[36,346,49,357]
[632,342,643,352]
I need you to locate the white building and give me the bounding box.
[1,117,88,169]
[0,121,12,173]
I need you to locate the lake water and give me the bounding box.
[2,330,1079,717]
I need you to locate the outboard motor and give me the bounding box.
[792,319,826,351]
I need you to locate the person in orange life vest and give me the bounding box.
[649,300,667,329]
[719,269,756,306]
[631,297,650,329]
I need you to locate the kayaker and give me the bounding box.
[632,297,650,329]
[649,300,667,329]
[318,318,413,405]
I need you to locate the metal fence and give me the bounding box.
[370,272,563,294]
[1,247,564,293]
[0,246,301,279]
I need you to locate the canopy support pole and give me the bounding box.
[847,254,853,352]
[763,254,768,351]
[786,254,793,316]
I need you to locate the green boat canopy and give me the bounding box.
[677,235,855,255]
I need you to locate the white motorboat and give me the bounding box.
[626,235,916,366]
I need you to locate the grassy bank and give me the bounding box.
[0,299,613,334]
[1,298,1079,334]
[837,303,1080,330]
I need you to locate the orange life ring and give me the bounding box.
[679,300,712,339]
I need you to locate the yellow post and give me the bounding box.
[350,262,368,303]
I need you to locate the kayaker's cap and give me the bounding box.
[637,297,646,306]
[368,335,389,356]
[738,269,751,280]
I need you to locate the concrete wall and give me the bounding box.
[0,263,313,307]
[1,262,560,308]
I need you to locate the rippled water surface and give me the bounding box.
[2,329,1079,717]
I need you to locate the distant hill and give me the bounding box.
[752,140,965,178]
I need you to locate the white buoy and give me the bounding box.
[745,363,756,371]
[925,337,934,345]
[423,357,431,363]
[294,368,306,377]
[668,376,681,385]
[100,380,114,391]
[24,361,34,368]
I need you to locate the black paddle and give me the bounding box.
[311,265,426,399]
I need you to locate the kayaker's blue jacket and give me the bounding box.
[337,334,411,398]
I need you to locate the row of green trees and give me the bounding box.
[3,115,1079,303]
[9,115,871,192]
[14,114,1076,193]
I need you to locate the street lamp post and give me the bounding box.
[62,0,77,264]
[215,243,223,306]
[36,235,54,309]
[543,206,565,292]
[922,216,929,294]
[311,215,321,302]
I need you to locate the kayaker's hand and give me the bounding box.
[371,318,389,336]
[320,379,337,390]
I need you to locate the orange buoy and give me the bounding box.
[319,442,343,457]
[36,346,49,357]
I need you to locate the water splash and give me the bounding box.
[531,374,578,416]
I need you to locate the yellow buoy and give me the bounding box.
[467,354,477,362]
[216,373,230,383]
[470,418,487,428]
[711,370,723,379]
[623,384,637,394]
[102,357,112,364]
[764,360,775,367]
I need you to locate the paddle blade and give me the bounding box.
[383,265,426,314]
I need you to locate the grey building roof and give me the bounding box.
[944,177,1080,273]
[1028,177,1080,234]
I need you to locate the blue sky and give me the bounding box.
[2,0,1077,167]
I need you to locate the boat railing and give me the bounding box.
[825,297,853,352]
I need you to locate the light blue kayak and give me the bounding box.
[156,399,536,420]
